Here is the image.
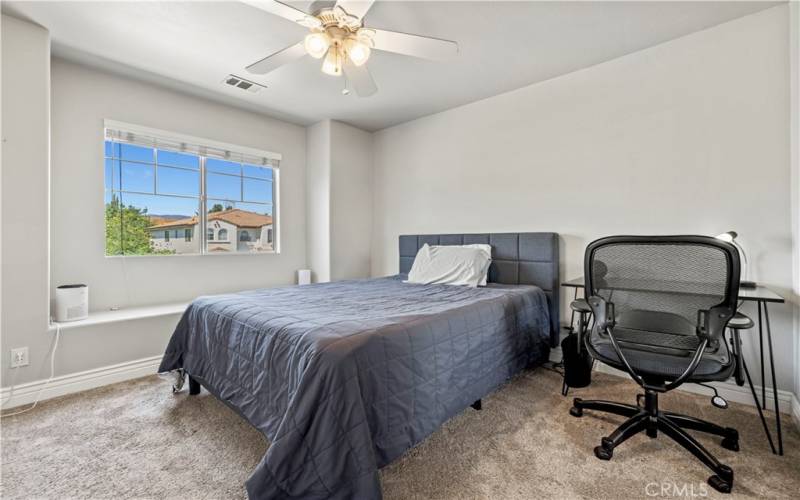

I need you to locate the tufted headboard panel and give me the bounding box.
[399,233,560,346]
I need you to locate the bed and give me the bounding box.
[159,232,559,499]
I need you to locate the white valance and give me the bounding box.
[104,119,281,168]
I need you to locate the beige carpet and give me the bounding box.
[1,369,798,499]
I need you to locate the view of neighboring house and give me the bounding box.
[148,208,273,254]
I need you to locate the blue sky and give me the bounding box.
[104,141,273,216]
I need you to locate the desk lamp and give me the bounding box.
[715,231,756,289]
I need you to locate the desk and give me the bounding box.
[561,277,786,456]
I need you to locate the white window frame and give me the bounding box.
[104,120,281,257]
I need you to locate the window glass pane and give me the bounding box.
[105,192,123,256]
[108,192,199,256]
[243,164,272,180]
[206,158,241,175]
[236,201,273,216]
[206,199,235,213]
[207,172,240,200]
[205,199,273,253]
[105,159,120,191]
[243,178,272,203]
[157,166,200,196]
[104,131,276,257]
[104,140,120,158]
[119,143,153,163]
[157,150,199,169]
[120,161,155,193]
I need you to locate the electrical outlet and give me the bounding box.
[10,347,29,368]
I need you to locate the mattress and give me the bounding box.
[158,276,551,499]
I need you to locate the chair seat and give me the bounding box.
[592,326,731,381]
[613,327,700,352]
[593,342,731,380]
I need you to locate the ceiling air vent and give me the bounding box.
[222,75,266,94]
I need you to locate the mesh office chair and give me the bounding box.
[570,236,740,493]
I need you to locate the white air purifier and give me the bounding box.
[298,269,312,285]
[55,284,89,322]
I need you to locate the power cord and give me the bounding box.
[0,322,61,418]
[541,360,564,376]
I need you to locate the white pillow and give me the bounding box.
[406,244,491,288]
[460,244,492,286]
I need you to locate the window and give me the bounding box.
[104,121,280,256]
[239,230,251,242]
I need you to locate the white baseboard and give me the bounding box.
[1,355,163,410]
[550,344,797,425]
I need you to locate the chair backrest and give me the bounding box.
[585,236,740,342]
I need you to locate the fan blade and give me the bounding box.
[368,29,458,61]
[343,60,377,97]
[334,0,375,21]
[246,42,307,75]
[240,0,321,28]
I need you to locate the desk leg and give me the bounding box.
[757,302,765,409]
[569,288,578,333]
[763,304,783,456]
[742,357,777,454]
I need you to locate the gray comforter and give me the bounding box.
[159,276,551,499]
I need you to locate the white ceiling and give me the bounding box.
[3,1,780,131]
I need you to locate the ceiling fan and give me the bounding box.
[242,0,459,97]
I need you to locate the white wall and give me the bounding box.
[371,6,795,392]
[305,120,331,283]
[1,15,52,387]
[791,2,800,408]
[305,119,372,283]
[330,121,372,281]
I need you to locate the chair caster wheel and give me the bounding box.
[721,436,739,452]
[569,406,583,417]
[708,475,732,493]
[594,446,612,460]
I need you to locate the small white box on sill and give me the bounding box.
[55,284,89,322]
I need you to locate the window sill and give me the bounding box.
[50,302,188,331]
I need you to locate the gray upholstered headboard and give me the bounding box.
[399,233,560,347]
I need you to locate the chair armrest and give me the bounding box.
[570,299,591,314]
[697,305,735,344]
[587,296,614,331]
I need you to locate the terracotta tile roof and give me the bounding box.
[148,209,272,230]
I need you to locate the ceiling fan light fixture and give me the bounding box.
[345,38,371,66]
[304,32,330,59]
[321,46,343,76]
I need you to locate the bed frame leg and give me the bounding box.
[471,399,482,411]
[189,375,201,395]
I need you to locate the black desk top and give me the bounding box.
[561,276,784,303]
